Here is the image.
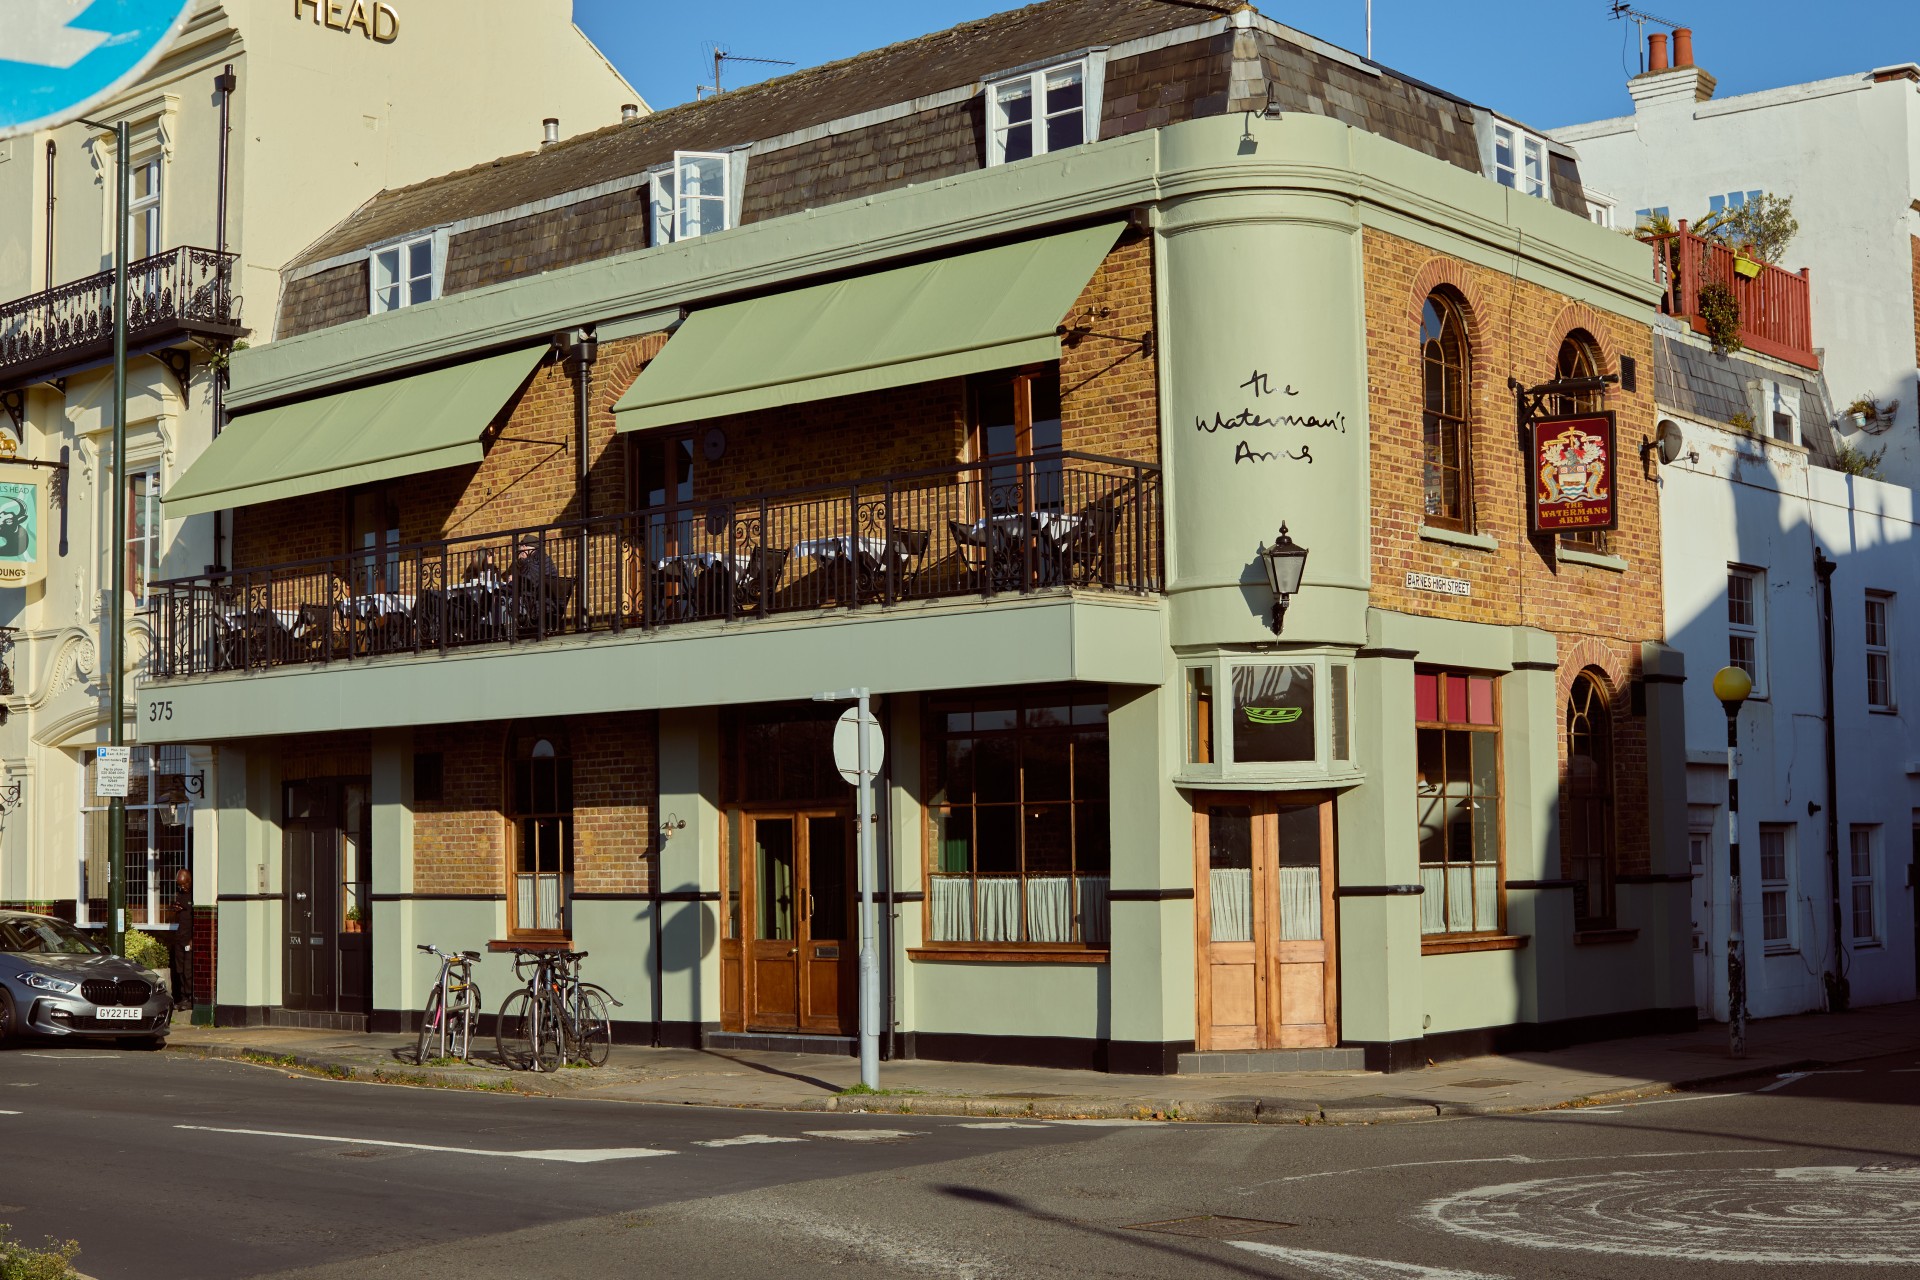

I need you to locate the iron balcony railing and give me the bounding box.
[147,452,1163,679]
[0,246,244,386]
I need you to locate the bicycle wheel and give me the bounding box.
[496,988,537,1070]
[415,986,445,1065]
[572,984,613,1067]
[528,993,565,1073]
[452,978,483,1060]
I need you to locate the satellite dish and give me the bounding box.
[1655,419,1687,465]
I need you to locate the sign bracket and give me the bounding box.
[1507,374,1618,437]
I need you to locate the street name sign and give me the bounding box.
[3,1,199,141]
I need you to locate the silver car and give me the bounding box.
[0,911,172,1047]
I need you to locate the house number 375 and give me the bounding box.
[148,701,173,722]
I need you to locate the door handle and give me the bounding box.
[787,947,798,956]
[294,892,308,900]
[806,892,815,918]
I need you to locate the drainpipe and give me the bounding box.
[209,64,238,574]
[572,329,597,519]
[43,140,55,291]
[1813,547,1849,1010]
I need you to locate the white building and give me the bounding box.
[1555,34,1920,485]
[0,0,639,994]
[1656,321,1918,1020]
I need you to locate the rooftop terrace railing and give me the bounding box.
[1645,224,1817,369]
[0,246,244,387]
[146,451,1162,680]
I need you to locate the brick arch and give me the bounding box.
[1555,638,1630,712]
[1407,257,1495,348]
[1544,303,1623,381]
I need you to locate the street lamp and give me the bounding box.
[1712,664,1753,1057]
[1258,524,1309,634]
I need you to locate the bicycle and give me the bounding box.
[496,949,618,1071]
[414,943,483,1065]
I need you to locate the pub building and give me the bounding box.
[140,0,1693,1071]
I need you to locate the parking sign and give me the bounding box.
[3,1,199,140]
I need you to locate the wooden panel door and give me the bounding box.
[282,826,336,1013]
[799,814,853,1034]
[1194,794,1337,1051]
[746,815,801,1031]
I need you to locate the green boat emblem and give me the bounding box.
[1244,706,1302,725]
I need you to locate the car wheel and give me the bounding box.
[0,991,15,1045]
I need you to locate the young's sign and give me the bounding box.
[0,465,50,586]
[1528,412,1617,535]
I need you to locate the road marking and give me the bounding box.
[956,1121,1050,1130]
[803,1128,923,1142]
[1760,1069,1863,1093]
[20,1052,115,1059]
[692,1134,807,1147]
[1427,1165,1920,1264]
[0,1110,20,1116]
[174,1124,673,1163]
[1229,1242,1508,1279]
[1234,1149,1775,1195]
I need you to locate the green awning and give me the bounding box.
[613,223,1125,432]
[163,346,547,517]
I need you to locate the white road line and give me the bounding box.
[692,1134,807,1147]
[0,1110,20,1116]
[956,1121,1050,1130]
[803,1128,923,1142]
[20,1052,114,1059]
[1229,1241,1509,1279]
[174,1124,673,1163]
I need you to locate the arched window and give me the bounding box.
[509,726,573,938]
[1551,332,1609,552]
[1420,293,1472,531]
[1564,672,1615,930]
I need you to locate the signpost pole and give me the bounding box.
[854,687,879,1091]
[107,120,129,958]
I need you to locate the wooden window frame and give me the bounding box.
[1564,672,1616,930]
[1420,292,1474,533]
[505,727,573,943]
[1727,565,1767,696]
[1552,332,1611,554]
[1414,668,1505,937]
[1848,824,1880,944]
[1865,591,1895,711]
[919,688,1110,956]
[986,60,1090,167]
[369,232,437,313]
[1757,822,1795,952]
[344,483,401,595]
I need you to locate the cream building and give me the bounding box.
[0,0,639,992]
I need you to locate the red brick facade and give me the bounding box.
[1363,229,1662,877]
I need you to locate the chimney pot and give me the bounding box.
[620,103,639,122]
[1648,33,1669,72]
[542,117,560,146]
[1672,27,1694,68]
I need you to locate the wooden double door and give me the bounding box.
[740,810,855,1034]
[283,778,372,1015]
[1193,793,1338,1050]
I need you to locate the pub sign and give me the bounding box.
[0,464,48,587]
[1528,412,1616,535]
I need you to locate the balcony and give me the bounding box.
[0,246,245,389]
[146,452,1163,681]
[1645,225,1817,369]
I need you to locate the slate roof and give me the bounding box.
[1654,323,1838,465]
[288,0,1234,270]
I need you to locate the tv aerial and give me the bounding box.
[1608,4,1686,74]
[696,46,795,98]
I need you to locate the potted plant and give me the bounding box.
[1732,244,1763,279]
[1697,281,1743,353]
[343,905,364,934]
[1845,395,1898,433]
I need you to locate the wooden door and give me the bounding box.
[1194,793,1338,1051]
[282,825,336,1013]
[744,811,855,1034]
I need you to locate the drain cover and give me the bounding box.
[1126,1216,1294,1238]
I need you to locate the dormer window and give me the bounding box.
[650,151,735,244]
[988,60,1089,165]
[1492,123,1547,198]
[370,233,436,313]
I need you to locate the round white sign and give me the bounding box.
[831,707,884,785]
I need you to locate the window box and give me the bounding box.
[1422,933,1528,956]
[1179,652,1354,785]
[907,947,1109,964]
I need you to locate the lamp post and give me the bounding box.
[1712,665,1752,1057]
[1258,524,1309,634]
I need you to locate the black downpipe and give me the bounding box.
[573,329,598,518]
[1814,547,1849,1011]
[43,140,55,291]
[210,64,237,573]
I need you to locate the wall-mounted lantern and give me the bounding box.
[1258,523,1310,634]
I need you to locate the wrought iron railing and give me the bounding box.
[146,452,1162,679]
[1644,225,1817,369]
[0,246,242,381]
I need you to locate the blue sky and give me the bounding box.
[575,0,1916,128]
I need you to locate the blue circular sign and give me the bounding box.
[1,0,199,140]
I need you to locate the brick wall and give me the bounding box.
[231,241,1157,571]
[1362,229,1662,876]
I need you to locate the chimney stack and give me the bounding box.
[1672,27,1694,68]
[542,117,560,146]
[620,103,640,123]
[1648,32,1669,72]
[1631,27,1716,109]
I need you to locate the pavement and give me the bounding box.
[160,999,1920,1124]
[3,1038,1917,1278]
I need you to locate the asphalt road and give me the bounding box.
[1,1043,1916,1279]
